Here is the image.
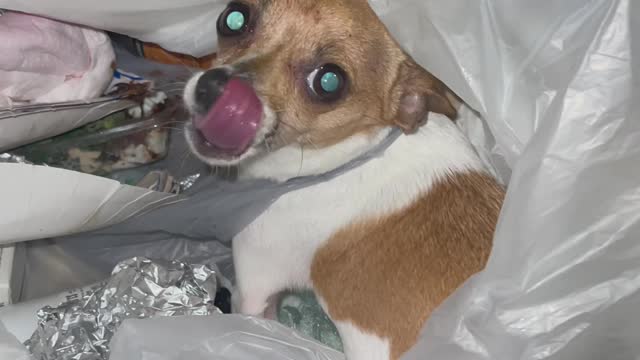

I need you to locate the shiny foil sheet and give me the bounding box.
[0,153,31,164]
[178,173,201,192]
[25,257,221,360]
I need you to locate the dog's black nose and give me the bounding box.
[196,68,231,112]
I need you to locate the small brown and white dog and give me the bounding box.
[183,1,505,359]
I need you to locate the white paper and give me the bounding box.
[0,164,184,244]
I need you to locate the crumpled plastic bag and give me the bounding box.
[1,0,640,359]
[0,11,115,107]
[368,0,640,359]
[0,0,225,58]
[109,314,344,360]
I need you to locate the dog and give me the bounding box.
[183,1,505,359]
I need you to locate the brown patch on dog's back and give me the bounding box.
[311,171,504,359]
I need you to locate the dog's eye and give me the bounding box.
[307,64,348,102]
[217,2,250,36]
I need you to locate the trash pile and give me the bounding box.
[0,8,345,359]
[26,257,225,360]
[19,257,344,360]
[0,1,638,360]
[0,9,212,190]
[0,11,114,107]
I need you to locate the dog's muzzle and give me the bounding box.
[188,67,263,157]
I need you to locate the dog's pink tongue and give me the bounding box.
[194,78,262,155]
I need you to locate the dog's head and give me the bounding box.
[184,0,457,181]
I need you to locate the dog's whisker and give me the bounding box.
[155,86,187,93]
[155,119,189,126]
[297,143,305,177]
[155,126,187,132]
[277,119,302,132]
[171,57,199,76]
[177,149,195,175]
[301,137,320,151]
[156,81,188,88]
[265,137,274,153]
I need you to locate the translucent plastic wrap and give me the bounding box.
[109,315,343,360]
[369,1,640,359]
[1,0,639,359]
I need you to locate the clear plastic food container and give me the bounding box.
[11,94,181,176]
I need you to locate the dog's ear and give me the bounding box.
[387,60,457,134]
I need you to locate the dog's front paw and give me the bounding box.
[232,288,269,316]
[230,287,242,314]
[241,298,270,316]
[262,295,279,321]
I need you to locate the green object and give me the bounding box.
[277,291,343,352]
[11,109,169,177]
[320,72,340,93]
[226,11,245,31]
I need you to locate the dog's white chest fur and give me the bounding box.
[232,115,484,316]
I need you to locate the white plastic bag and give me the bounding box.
[0,0,225,58]
[369,0,640,359]
[109,315,344,360]
[1,0,639,359]
[0,11,115,107]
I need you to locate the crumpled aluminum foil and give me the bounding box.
[0,153,31,164]
[178,173,201,192]
[135,171,201,194]
[25,257,221,360]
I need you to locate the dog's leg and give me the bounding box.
[334,320,392,360]
[314,296,392,360]
[232,237,290,317]
[262,293,281,320]
[233,267,278,316]
[232,286,270,316]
